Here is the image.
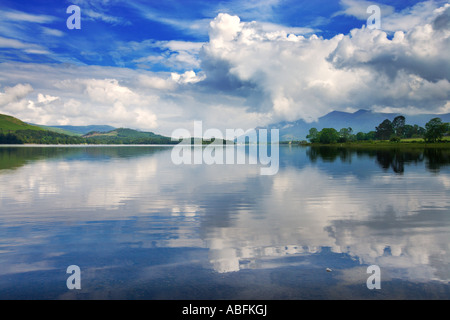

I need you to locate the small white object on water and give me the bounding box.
[326,268,332,272]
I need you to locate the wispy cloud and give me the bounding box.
[0,9,56,24]
[0,36,50,54]
[83,8,131,25]
[333,0,394,20]
[0,8,59,60]
[213,0,283,20]
[70,0,131,25]
[113,39,205,70]
[131,0,312,38]
[136,6,211,38]
[41,27,65,37]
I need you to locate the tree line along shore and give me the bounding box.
[289,116,450,147]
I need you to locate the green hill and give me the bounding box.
[39,125,116,135]
[0,113,176,145]
[0,114,45,132]
[84,128,178,144]
[0,113,88,144]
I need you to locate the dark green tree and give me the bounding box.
[306,128,319,143]
[366,131,376,140]
[0,133,23,144]
[403,124,425,139]
[338,127,354,142]
[392,115,406,137]
[424,118,448,142]
[319,128,339,144]
[375,119,394,140]
[356,132,366,141]
[403,124,414,138]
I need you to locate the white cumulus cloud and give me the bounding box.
[0,1,449,132]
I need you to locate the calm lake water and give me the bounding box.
[0,145,449,300]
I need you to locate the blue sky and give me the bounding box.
[0,0,426,69]
[0,0,449,134]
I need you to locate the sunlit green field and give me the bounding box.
[401,136,450,142]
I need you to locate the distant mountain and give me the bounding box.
[263,109,450,141]
[33,125,84,136]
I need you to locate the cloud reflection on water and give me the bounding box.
[0,146,449,291]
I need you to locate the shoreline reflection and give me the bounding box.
[306,146,450,173]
